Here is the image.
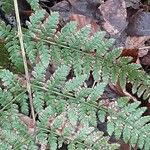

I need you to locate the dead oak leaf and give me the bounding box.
[99,0,127,35]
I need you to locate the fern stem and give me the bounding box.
[13,0,36,125]
[32,84,107,112]
[13,134,32,150]
[0,90,26,113]
[34,36,104,58]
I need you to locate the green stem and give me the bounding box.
[32,84,107,112]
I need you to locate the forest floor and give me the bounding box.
[0,0,150,149]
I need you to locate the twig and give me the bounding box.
[13,0,36,126]
[139,46,150,50]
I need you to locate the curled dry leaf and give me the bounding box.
[99,0,127,35]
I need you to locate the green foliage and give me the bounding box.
[1,0,14,14]
[107,97,150,150]
[0,21,24,70]
[0,42,11,69]
[26,0,39,10]
[0,1,150,150]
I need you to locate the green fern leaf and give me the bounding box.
[48,132,58,150]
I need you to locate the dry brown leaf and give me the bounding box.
[138,49,149,58]
[70,14,100,33]
[99,0,127,35]
[125,0,140,8]
[19,114,35,135]
[140,51,150,66]
[51,0,102,24]
[125,36,150,58]
[125,36,149,49]
[126,11,150,36]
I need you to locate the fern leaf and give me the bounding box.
[0,21,11,39]
[48,132,58,150]
[107,97,150,149]
[88,82,107,101]
[68,142,76,150]
[27,9,45,35]
[33,91,44,113]
[63,74,87,92]
[26,0,39,10]
[0,88,13,107]
[0,69,17,89]
[43,12,59,39]
[67,105,78,126]
[38,105,54,127]
[5,37,23,69]
[18,93,29,115]
[47,65,70,91]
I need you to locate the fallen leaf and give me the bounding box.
[51,1,71,23]
[140,51,150,66]
[121,48,139,62]
[125,0,140,8]
[51,0,102,24]
[138,49,149,58]
[126,10,150,36]
[70,14,100,33]
[19,114,35,135]
[99,0,127,35]
[125,36,150,49]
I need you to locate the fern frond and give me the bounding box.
[5,37,24,69]
[26,0,39,11]
[63,74,88,92]
[0,88,13,108]
[48,132,58,150]
[0,21,11,38]
[27,9,46,36]
[33,90,44,113]
[47,65,70,91]
[1,0,14,14]
[107,97,150,149]
[0,104,33,149]
[27,10,150,100]
[0,21,23,69]
[37,104,119,150]
[0,5,150,150]
[0,69,18,89]
[43,12,59,39]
